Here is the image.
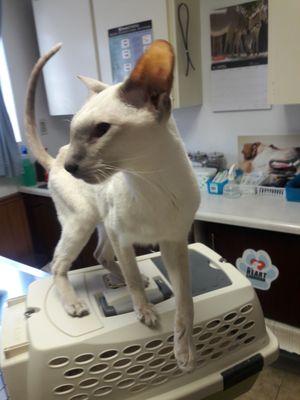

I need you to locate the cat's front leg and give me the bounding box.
[52,218,94,317]
[159,240,195,372]
[105,228,158,327]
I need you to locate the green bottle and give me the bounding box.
[20,145,37,186]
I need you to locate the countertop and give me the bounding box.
[196,192,300,235]
[19,185,300,235]
[0,256,48,323]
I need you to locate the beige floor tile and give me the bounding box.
[280,370,300,396]
[276,387,299,400]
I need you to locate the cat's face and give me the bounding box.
[64,40,174,184]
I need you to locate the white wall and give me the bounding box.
[2,0,300,167]
[173,0,300,165]
[0,177,18,198]
[2,0,69,158]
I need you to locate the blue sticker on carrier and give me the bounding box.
[236,249,279,290]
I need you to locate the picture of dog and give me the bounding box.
[241,142,300,186]
[25,40,200,371]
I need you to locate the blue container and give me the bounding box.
[285,174,300,202]
[207,179,228,195]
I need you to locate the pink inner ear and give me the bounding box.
[129,40,174,95]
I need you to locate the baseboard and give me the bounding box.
[266,318,300,355]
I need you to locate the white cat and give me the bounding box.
[25,40,200,371]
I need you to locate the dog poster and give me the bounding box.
[238,134,300,187]
[210,0,270,112]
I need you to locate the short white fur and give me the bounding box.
[25,41,200,371]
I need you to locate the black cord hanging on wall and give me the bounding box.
[177,2,196,77]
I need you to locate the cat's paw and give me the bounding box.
[174,328,196,372]
[64,299,90,317]
[135,303,158,327]
[141,273,150,288]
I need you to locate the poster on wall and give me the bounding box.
[238,134,300,188]
[108,20,153,84]
[210,0,270,112]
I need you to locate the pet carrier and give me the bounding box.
[0,243,278,400]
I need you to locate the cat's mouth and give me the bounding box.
[76,168,114,185]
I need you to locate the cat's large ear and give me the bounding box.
[120,40,174,120]
[77,75,109,96]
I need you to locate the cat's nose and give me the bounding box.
[65,163,79,175]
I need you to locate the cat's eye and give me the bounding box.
[92,122,111,139]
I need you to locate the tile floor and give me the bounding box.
[237,359,300,400]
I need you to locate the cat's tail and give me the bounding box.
[25,43,62,170]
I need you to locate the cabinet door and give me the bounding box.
[92,0,169,85]
[32,0,99,115]
[0,194,34,265]
[198,221,300,328]
[268,0,300,104]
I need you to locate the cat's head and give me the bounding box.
[64,40,174,184]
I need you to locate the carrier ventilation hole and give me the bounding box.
[130,383,147,393]
[145,340,163,350]
[241,304,253,314]
[198,332,213,342]
[136,353,154,363]
[196,343,205,351]
[211,351,223,360]
[149,358,165,368]
[127,365,145,375]
[219,341,231,348]
[206,319,221,330]
[64,368,84,379]
[53,384,74,395]
[158,346,173,356]
[79,378,99,389]
[123,345,142,355]
[140,371,157,381]
[217,324,230,334]
[69,395,89,400]
[234,317,247,326]
[117,379,135,389]
[75,353,95,365]
[227,329,239,337]
[192,326,202,335]
[244,336,256,344]
[49,356,69,368]
[209,336,222,345]
[169,354,176,360]
[161,363,177,373]
[201,348,214,356]
[173,369,184,376]
[113,358,132,368]
[167,335,174,343]
[93,386,112,397]
[89,363,108,374]
[103,371,123,382]
[224,312,237,322]
[243,321,255,330]
[152,376,168,385]
[236,333,248,341]
[99,350,118,360]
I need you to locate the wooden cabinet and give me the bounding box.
[0,194,34,265]
[196,221,300,328]
[268,0,300,104]
[32,0,201,114]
